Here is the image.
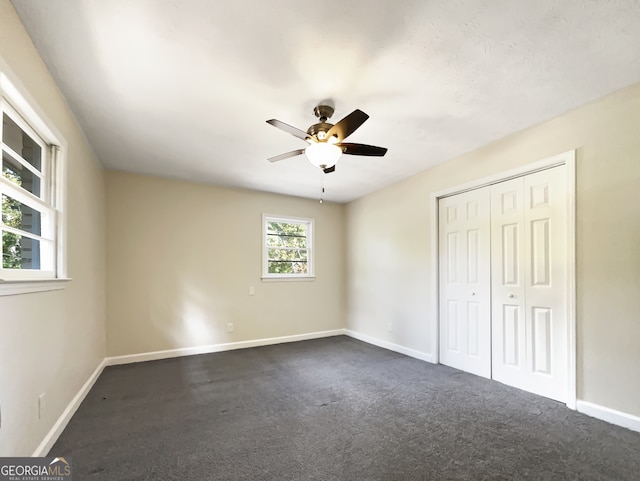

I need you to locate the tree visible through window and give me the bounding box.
[263,215,313,278]
[2,169,23,268]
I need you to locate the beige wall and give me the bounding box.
[106,171,345,356]
[0,0,106,456]
[347,82,640,417]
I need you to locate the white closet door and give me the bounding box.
[523,167,568,401]
[491,166,567,402]
[490,177,527,388]
[439,187,491,378]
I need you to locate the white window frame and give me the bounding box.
[0,58,69,296]
[262,214,315,281]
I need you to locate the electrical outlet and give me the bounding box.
[248,286,255,296]
[226,322,234,333]
[387,322,392,332]
[38,393,46,420]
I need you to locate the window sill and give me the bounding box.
[0,278,72,297]
[261,276,316,282]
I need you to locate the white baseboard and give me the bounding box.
[106,329,347,366]
[345,329,434,363]
[32,332,639,459]
[32,359,107,457]
[576,400,640,433]
[33,329,345,455]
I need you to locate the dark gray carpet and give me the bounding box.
[51,336,640,480]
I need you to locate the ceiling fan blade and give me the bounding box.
[323,165,336,174]
[266,119,310,141]
[325,109,369,142]
[268,149,305,162]
[340,143,388,157]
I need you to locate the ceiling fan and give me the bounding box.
[266,104,387,173]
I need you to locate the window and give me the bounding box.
[262,215,314,279]
[0,64,66,293]
[1,102,58,279]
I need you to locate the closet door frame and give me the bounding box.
[430,150,577,409]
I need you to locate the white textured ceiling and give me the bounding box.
[11,0,640,202]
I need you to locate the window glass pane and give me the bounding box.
[2,151,41,197]
[2,194,42,236]
[268,246,308,275]
[266,221,307,248]
[2,230,41,269]
[267,233,307,248]
[268,248,307,261]
[267,221,306,235]
[268,261,308,275]
[2,113,42,171]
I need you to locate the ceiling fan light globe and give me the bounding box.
[305,142,342,169]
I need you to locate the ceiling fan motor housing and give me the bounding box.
[307,122,333,140]
[308,104,336,140]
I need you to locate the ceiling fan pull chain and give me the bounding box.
[320,170,325,204]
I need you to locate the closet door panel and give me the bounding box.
[491,178,527,386]
[439,188,491,378]
[523,167,567,401]
[491,166,567,402]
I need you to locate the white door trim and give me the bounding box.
[430,150,577,409]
